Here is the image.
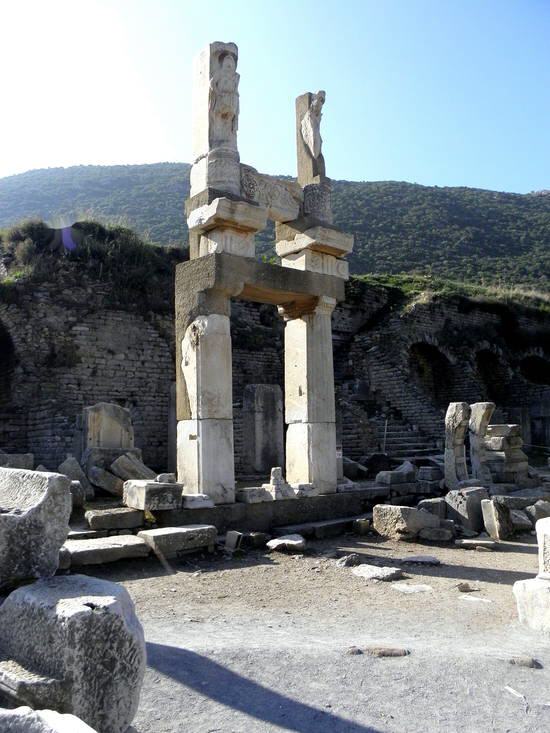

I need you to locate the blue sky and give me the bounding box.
[1,0,549,192]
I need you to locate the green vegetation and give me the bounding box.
[0,164,549,289]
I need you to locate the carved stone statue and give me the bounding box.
[301,90,325,161]
[209,51,239,150]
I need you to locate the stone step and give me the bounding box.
[272,513,372,540]
[63,535,151,566]
[85,507,145,530]
[137,525,217,559]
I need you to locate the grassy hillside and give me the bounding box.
[1,163,549,288]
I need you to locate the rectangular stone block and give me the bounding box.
[481,498,514,540]
[242,384,284,474]
[138,525,217,559]
[110,453,156,481]
[181,314,233,420]
[123,480,183,511]
[514,577,550,633]
[85,507,144,530]
[82,402,134,451]
[182,493,216,509]
[275,226,353,258]
[177,419,235,504]
[235,487,273,503]
[64,535,150,565]
[286,422,337,495]
[486,424,521,438]
[281,250,349,280]
[445,487,489,532]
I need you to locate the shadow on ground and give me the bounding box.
[147,642,381,733]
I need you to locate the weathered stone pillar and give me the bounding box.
[281,295,337,494]
[444,402,471,489]
[469,401,495,483]
[177,309,235,504]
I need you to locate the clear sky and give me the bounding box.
[1,0,549,192]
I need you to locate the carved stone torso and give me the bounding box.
[209,55,239,150]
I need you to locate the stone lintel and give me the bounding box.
[187,197,267,235]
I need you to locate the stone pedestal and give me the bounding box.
[282,296,337,494]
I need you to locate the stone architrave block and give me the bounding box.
[468,402,495,483]
[181,314,233,420]
[85,507,144,530]
[242,384,284,474]
[240,164,302,222]
[284,297,336,424]
[57,456,93,498]
[0,574,146,733]
[536,517,550,579]
[63,536,150,566]
[137,525,217,558]
[486,424,521,438]
[513,577,550,633]
[0,468,71,588]
[444,402,471,489]
[281,250,349,280]
[286,421,337,495]
[0,452,34,469]
[110,453,156,481]
[445,487,489,532]
[275,226,354,258]
[372,504,440,540]
[88,466,124,497]
[82,403,134,451]
[177,419,235,504]
[481,498,514,540]
[123,480,183,511]
[0,707,98,732]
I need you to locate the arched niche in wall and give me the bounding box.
[475,349,509,402]
[408,342,454,409]
[0,322,16,408]
[519,355,550,386]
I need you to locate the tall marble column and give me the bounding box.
[281,295,337,494]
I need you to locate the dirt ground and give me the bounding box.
[93,531,550,733]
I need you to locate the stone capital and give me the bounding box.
[275,225,354,258]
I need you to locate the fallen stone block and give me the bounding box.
[123,480,183,511]
[138,525,217,558]
[455,538,497,549]
[417,466,443,482]
[419,527,454,542]
[525,501,550,524]
[81,447,142,476]
[235,487,273,503]
[110,453,156,481]
[182,493,215,509]
[0,706,97,732]
[70,480,87,510]
[0,574,145,732]
[0,468,71,589]
[486,424,521,438]
[352,564,404,581]
[63,536,150,565]
[336,553,362,567]
[514,577,550,633]
[376,462,416,485]
[392,583,433,593]
[481,499,514,540]
[372,504,439,540]
[225,530,243,551]
[57,456,93,499]
[85,507,144,530]
[266,534,305,552]
[88,466,124,497]
[240,531,270,549]
[342,457,369,481]
[445,487,489,532]
[0,452,34,470]
[417,497,447,519]
[509,509,533,532]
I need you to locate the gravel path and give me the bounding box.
[94,533,550,733]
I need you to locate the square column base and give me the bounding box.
[177,419,235,504]
[286,422,337,494]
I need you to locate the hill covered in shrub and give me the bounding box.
[0,163,549,288]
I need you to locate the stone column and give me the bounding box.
[469,401,495,483]
[177,310,235,504]
[281,295,337,494]
[444,402,471,489]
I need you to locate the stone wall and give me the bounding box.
[1,274,549,473]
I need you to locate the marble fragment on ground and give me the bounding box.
[0,575,145,733]
[0,467,71,588]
